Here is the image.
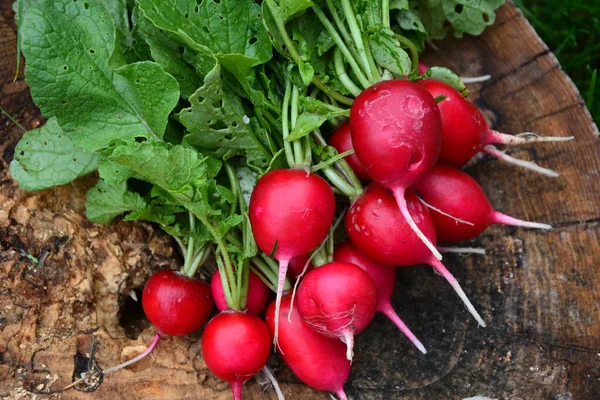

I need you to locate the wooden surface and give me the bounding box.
[1,2,599,399]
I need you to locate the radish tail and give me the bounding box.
[273,259,290,348]
[340,328,355,362]
[490,211,552,230]
[231,380,243,400]
[484,145,559,177]
[460,75,491,83]
[487,130,574,145]
[392,187,443,261]
[438,246,486,255]
[429,259,486,327]
[261,366,285,400]
[379,303,427,354]
[102,331,162,375]
[335,389,349,400]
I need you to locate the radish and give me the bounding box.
[211,269,271,316]
[201,311,271,400]
[350,79,443,261]
[345,183,486,327]
[418,79,573,171]
[249,169,336,344]
[288,253,314,280]
[265,294,351,400]
[329,121,371,182]
[142,270,213,336]
[414,164,551,242]
[297,261,377,360]
[333,241,427,354]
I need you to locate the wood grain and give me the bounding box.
[1,2,599,400]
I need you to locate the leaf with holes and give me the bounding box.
[178,64,272,169]
[19,0,180,152]
[85,180,146,224]
[442,0,504,37]
[9,118,99,191]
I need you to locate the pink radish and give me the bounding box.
[265,294,351,400]
[248,169,336,343]
[211,269,271,316]
[334,241,427,354]
[414,164,551,242]
[350,79,443,261]
[201,311,271,400]
[417,61,429,75]
[345,183,486,327]
[297,261,377,360]
[329,121,371,182]
[419,79,573,171]
[288,253,314,280]
[142,270,213,336]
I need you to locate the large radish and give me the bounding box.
[297,261,378,360]
[345,183,486,327]
[249,169,336,344]
[265,294,351,400]
[350,79,443,261]
[334,241,427,354]
[414,164,551,242]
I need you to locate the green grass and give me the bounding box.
[515,0,599,124]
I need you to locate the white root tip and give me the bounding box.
[460,75,492,83]
[491,212,552,230]
[379,303,427,354]
[430,259,486,327]
[484,145,560,177]
[260,366,285,400]
[102,331,162,375]
[438,246,487,256]
[340,329,355,362]
[393,188,443,261]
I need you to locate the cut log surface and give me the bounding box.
[1,2,599,400]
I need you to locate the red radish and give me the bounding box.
[297,261,377,360]
[333,241,427,354]
[211,269,271,315]
[288,253,314,280]
[345,183,486,327]
[419,79,573,169]
[265,295,351,400]
[417,60,429,75]
[201,312,271,400]
[329,121,371,182]
[142,270,213,336]
[414,164,551,242]
[350,79,443,261]
[249,169,336,344]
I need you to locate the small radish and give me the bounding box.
[414,164,551,242]
[334,241,427,354]
[288,253,314,280]
[265,294,351,400]
[419,79,573,170]
[329,121,371,182]
[297,261,377,360]
[350,79,443,261]
[142,270,213,336]
[249,169,336,344]
[211,269,271,315]
[345,183,486,327]
[201,311,271,400]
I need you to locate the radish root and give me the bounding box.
[438,246,487,255]
[484,145,560,177]
[259,366,285,400]
[379,303,427,354]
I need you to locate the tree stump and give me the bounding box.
[1,2,599,399]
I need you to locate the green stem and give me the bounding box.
[312,4,371,89]
[324,0,361,62]
[187,245,211,278]
[303,135,312,166]
[281,76,296,169]
[265,0,353,106]
[239,263,250,310]
[311,246,330,267]
[251,266,277,293]
[395,34,419,73]
[363,38,382,81]
[311,149,355,172]
[182,212,196,275]
[322,167,358,199]
[382,0,390,28]
[333,48,362,96]
[340,0,374,82]
[291,85,305,167]
[215,250,235,308]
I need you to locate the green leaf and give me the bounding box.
[441,0,504,38]
[411,0,449,40]
[216,214,244,237]
[138,0,272,79]
[85,180,146,224]
[286,112,328,141]
[10,118,99,191]
[98,155,134,185]
[368,26,412,76]
[395,9,428,51]
[179,64,272,169]
[424,66,470,96]
[20,0,180,152]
